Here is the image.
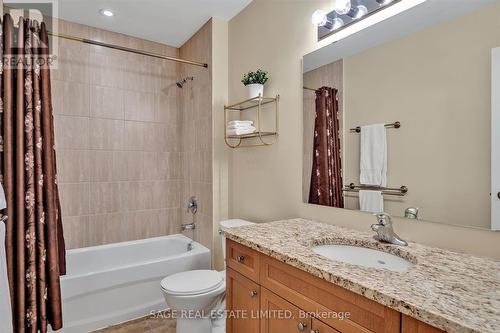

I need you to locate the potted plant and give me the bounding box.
[241,69,269,99]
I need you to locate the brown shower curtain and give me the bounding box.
[309,87,344,208]
[1,15,65,332]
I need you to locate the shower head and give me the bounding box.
[176,76,194,88]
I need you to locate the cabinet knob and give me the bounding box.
[497,192,500,200]
[249,290,258,297]
[297,322,308,332]
[311,331,320,333]
[236,255,245,262]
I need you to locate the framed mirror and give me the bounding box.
[302,0,500,230]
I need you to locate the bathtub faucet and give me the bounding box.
[181,222,196,231]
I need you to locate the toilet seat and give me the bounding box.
[161,270,223,296]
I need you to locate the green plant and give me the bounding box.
[241,69,269,86]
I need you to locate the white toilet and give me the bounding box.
[160,219,254,333]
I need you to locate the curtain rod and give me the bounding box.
[303,86,318,92]
[47,31,209,68]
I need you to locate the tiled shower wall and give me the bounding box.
[52,19,188,249]
[179,21,213,251]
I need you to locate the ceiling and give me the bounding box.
[53,0,252,47]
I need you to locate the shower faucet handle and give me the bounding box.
[187,196,198,214]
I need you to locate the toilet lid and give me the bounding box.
[161,270,223,296]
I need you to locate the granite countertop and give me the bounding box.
[223,218,500,333]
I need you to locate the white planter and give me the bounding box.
[247,84,264,99]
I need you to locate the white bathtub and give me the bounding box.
[57,234,210,333]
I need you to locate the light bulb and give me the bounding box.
[332,17,344,30]
[335,0,352,15]
[376,0,395,5]
[311,9,328,27]
[351,5,368,19]
[99,9,114,17]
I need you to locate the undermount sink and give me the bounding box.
[312,244,415,272]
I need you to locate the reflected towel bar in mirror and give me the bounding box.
[342,183,408,196]
[350,121,401,133]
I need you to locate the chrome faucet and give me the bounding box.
[181,196,197,231]
[371,213,408,246]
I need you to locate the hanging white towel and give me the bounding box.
[0,184,5,210]
[360,124,387,186]
[359,190,384,213]
[0,183,12,333]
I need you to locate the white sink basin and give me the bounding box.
[312,245,414,272]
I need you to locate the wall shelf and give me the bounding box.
[224,95,279,148]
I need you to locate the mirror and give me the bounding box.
[303,0,500,230]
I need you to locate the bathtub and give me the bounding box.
[56,234,210,333]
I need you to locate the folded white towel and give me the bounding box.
[360,124,387,186]
[227,126,256,136]
[226,124,254,130]
[359,190,384,213]
[227,120,253,127]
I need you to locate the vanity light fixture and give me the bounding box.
[313,0,427,41]
[99,9,114,17]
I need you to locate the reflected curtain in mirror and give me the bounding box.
[308,87,344,208]
[1,15,65,332]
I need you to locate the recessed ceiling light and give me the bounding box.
[99,9,114,17]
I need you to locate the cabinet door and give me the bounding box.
[260,288,311,333]
[226,268,260,333]
[402,315,445,333]
[311,318,341,333]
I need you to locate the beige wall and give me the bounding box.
[303,60,343,203]
[228,0,500,259]
[341,2,500,228]
[52,19,182,249]
[211,18,230,270]
[179,21,214,251]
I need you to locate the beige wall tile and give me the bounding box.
[124,91,156,122]
[89,151,114,182]
[90,86,124,119]
[112,151,144,181]
[55,115,89,149]
[57,150,90,183]
[54,18,212,249]
[123,121,145,151]
[90,182,122,214]
[59,183,90,217]
[90,118,124,150]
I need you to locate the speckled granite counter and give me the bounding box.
[222,218,500,333]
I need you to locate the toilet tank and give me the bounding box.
[219,219,255,263]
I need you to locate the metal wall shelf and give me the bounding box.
[224,95,279,148]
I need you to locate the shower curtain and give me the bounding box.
[1,14,65,332]
[309,87,344,208]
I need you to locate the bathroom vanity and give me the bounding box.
[224,219,500,333]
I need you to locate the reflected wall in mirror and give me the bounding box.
[303,0,500,230]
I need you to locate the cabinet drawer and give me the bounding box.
[260,287,310,333]
[260,255,400,333]
[227,239,260,282]
[312,318,341,333]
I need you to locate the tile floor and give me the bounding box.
[93,315,176,333]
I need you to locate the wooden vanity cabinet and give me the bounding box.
[226,239,445,333]
[402,315,445,333]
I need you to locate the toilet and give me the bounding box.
[160,219,255,333]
